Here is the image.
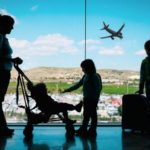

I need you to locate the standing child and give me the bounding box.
[63,59,102,137]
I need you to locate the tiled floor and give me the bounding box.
[0,125,150,150]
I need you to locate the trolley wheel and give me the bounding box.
[23,124,33,137]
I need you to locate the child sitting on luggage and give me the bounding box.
[27,82,83,124]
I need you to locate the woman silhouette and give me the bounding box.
[0,14,22,136]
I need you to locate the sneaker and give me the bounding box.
[75,101,83,112]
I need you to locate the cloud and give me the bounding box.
[10,38,30,49]
[135,49,146,56]
[78,39,102,51]
[10,33,79,57]
[98,45,124,55]
[0,9,10,15]
[79,39,101,45]
[30,5,39,11]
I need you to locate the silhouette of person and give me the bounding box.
[63,59,102,137]
[136,40,150,107]
[0,14,23,136]
[27,82,83,124]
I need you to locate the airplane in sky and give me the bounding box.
[100,22,125,40]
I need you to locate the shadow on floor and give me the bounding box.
[122,131,150,150]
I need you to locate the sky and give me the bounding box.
[0,0,150,70]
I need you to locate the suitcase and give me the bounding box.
[122,94,150,132]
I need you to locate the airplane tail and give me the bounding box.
[101,22,109,30]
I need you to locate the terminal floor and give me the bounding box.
[0,126,150,150]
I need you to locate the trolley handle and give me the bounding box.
[14,63,32,83]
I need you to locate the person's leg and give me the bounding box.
[62,110,69,120]
[55,101,82,124]
[146,88,150,112]
[58,101,82,112]
[0,70,14,135]
[76,100,90,136]
[88,101,98,136]
[82,101,90,129]
[61,110,76,124]
[60,103,75,111]
[0,71,10,127]
[0,102,7,127]
[55,103,76,123]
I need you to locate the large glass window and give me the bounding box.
[1,0,150,123]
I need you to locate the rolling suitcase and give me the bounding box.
[122,94,149,132]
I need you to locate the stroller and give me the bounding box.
[14,63,75,137]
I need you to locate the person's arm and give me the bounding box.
[12,57,23,64]
[98,74,102,93]
[138,61,146,94]
[0,35,22,64]
[63,75,84,92]
[0,34,3,58]
[92,74,102,100]
[27,81,34,92]
[0,35,5,64]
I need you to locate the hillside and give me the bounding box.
[11,67,140,83]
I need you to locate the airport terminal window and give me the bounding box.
[1,0,145,124]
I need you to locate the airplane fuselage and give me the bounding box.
[105,28,123,39]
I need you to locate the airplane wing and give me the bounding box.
[100,35,114,40]
[117,24,125,33]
